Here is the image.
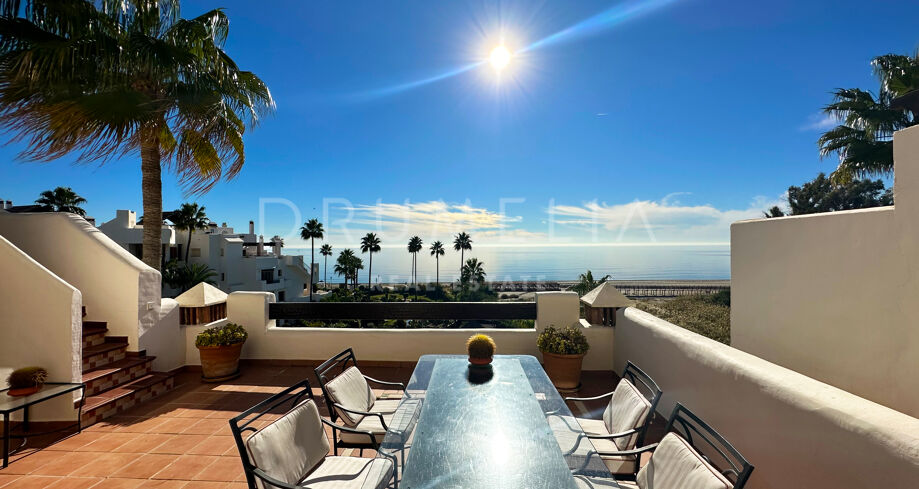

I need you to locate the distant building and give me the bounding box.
[98,209,310,301]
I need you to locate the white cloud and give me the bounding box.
[800,113,837,131]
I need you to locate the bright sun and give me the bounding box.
[489,45,511,71]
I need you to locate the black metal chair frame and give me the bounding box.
[314,348,406,455]
[566,361,663,451]
[596,403,754,488]
[229,379,395,489]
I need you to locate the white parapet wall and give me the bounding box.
[182,291,614,371]
[731,125,919,418]
[615,307,919,489]
[0,236,82,421]
[0,212,184,372]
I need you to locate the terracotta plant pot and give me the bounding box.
[541,351,586,391]
[198,342,244,382]
[7,385,42,397]
[468,356,493,365]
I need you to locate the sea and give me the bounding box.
[286,244,730,284]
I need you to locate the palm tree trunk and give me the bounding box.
[309,237,314,301]
[368,252,373,289]
[436,256,439,285]
[184,230,192,262]
[324,256,328,285]
[460,250,464,280]
[141,136,163,271]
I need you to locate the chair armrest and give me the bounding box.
[595,443,659,458]
[320,418,380,450]
[363,375,406,391]
[332,402,389,430]
[585,428,639,440]
[565,391,614,402]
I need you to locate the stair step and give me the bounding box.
[82,338,128,371]
[81,326,108,348]
[82,320,107,331]
[81,372,176,425]
[81,356,156,396]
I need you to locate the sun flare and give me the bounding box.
[489,45,511,71]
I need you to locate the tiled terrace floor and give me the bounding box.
[0,364,654,489]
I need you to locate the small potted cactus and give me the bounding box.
[466,334,496,365]
[196,323,248,382]
[6,366,48,397]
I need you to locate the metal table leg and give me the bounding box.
[2,412,9,469]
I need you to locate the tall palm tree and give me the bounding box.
[172,203,208,262]
[35,187,87,216]
[429,241,445,285]
[319,244,333,286]
[453,232,473,279]
[360,233,382,288]
[819,53,919,183]
[570,270,611,296]
[461,258,486,287]
[162,260,217,293]
[0,1,274,272]
[407,236,423,285]
[300,219,324,300]
[334,249,356,288]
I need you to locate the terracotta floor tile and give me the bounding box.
[186,437,235,457]
[0,474,21,488]
[76,433,137,452]
[111,454,179,479]
[180,419,228,436]
[3,475,61,489]
[149,435,208,455]
[43,432,107,451]
[30,451,100,476]
[69,452,139,477]
[0,448,64,474]
[89,479,144,489]
[191,457,243,482]
[45,476,103,489]
[181,482,226,489]
[147,418,197,435]
[136,481,188,489]
[223,483,248,489]
[152,455,217,480]
[115,417,168,434]
[112,433,173,454]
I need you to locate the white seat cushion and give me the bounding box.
[576,417,638,474]
[299,456,393,489]
[603,379,652,450]
[369,398,401,415]
[325,366,377,426]
[245,399,330,489]
[636,433,732,489]
[340,415,387,444]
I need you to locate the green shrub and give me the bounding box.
[7,366,48,389]
[537,325,590,355]
[634,294,730,344]
[466,334,496,358]
[195,322,248,347]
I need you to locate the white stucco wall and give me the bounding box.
[182,291,615,371]
[615,307,919,489]
[0,236,82,420]
[731,125,919,418]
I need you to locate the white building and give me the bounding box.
[98,209,311,301]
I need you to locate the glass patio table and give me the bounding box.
[1,382,86,468]
[373,355,622,489]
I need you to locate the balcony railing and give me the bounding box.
[269,301,536,321]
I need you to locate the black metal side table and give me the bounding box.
[0,382,86,468]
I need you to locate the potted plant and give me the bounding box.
[6,367,48,396]
[196,322,248,382]
[466,334,496,365]
[537,325,590,391]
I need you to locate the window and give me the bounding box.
[260,269,275,283]
[220,273,225,281]
[278,291,286,301]
[220,248,224,257]
[191,248,201,258]
[278,269,282,277]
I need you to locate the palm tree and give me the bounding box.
[35,187,87,216]
[334,249,356,288]
[819,53,919,183]
[162,260,217,293]
[570,270,611,296]
[461,258,486,287]
[0,1,274,272]
[300,219,324,300]
[453,232,473,279]
[172,203,209,262]
[407,236,423,285]
[360,233,382,288]
[320,244,333,286]
[429,241,445,285]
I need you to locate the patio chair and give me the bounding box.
[593,403,754,489]
[229,379,396,489]
[565,361,662,475]
[314,348,406,454]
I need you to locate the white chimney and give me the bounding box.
[249,220,255,234]
[257,234,265,256]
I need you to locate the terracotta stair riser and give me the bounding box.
[81,375,175,425]
[82,358,155,397]
[82,332,107,349]
[81,338,128,371]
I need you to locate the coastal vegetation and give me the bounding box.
[300,219,324,299]
[0,0,274,271]
[320,244,333,284]
[453,232,473,277]
[764,173,892,217]
[634,290,731,344]
[360,233,382,288]
[570,270,611,296]
[430,241,445,285]
[162,260,218,293]
[35,187,87,216]
[173,203,209,262]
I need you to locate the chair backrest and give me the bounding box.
[658,403,754,489]
[229,379,326,489]
[616,361,663,446]
[314,348,376,425]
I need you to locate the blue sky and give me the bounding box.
[2,0,916,248]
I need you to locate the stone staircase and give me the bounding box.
[78,313,176,425]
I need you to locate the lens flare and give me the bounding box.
[489,45,511,71]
